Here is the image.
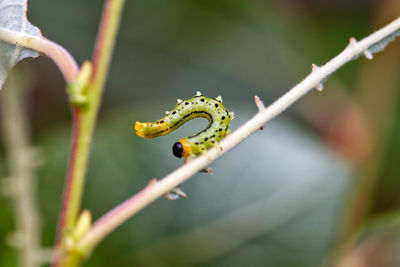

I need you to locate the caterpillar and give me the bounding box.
[135,91,234,159]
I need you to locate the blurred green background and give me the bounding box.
[1,0,400,266]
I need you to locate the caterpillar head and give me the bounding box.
[135,121,169,138]
[172,139,192,158]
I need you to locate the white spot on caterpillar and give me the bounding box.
[177,99,183,104]
[196,91,202,96]
[165,111,170,115]
[216,96,223,102]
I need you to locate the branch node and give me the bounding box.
[67,61,93,107]
[64,236,75,250]
[70,210,92,242]
[349,37,373,59]
[311,64,324,91]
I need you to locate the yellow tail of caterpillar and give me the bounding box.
[135,91,234,159]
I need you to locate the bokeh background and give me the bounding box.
[1,0,400,266]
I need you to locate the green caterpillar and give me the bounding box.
[135,91,234,159]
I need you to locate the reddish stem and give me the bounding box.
[91,0,112,81]
[52,107,81,266]
[59,108,81,237]
[52,0,125,265]
[53,0,112,252]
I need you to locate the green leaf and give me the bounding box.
[0,0,42,89]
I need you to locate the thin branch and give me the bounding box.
[1,71,41,267]
[0,28,79,82]
[76,16,400,254]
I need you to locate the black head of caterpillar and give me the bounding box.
[172,142,184,158]
[135,91,234,159]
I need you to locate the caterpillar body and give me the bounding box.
[135,92,234,159]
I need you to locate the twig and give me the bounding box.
[76,16,400,255]
[0,28,79,82]
[0,71,41,267]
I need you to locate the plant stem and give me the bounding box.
[53,0,125,266]
[0,28,79,82]
[56,107,81,241]
[1,70,41,267]
[76,16,400,255]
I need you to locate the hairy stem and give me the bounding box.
[0,28,79,82]
[53,0,125,266]
[1,70,41,267]
[76,16,400,254]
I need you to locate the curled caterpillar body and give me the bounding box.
[135,92,234,159]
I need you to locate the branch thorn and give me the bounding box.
[347,37,359,50]
[147,178,158,187]
[254,95,265,111]
[315,83,324,91]
[349,37,357,45]
[363,50,373,60]
[201,166,214,174]
[165,186,187,200]
[311,63,319,71]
